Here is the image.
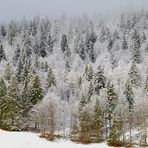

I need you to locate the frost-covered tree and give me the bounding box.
[85,31,97,62]
[85,65,94,81]
[31,75,43,105]
[0,78,6,127]
[106,81,118,129]
[93,97,103,142]
[122,35,128,50]
[13,44,21,65]
[1,75,20,130]
[61,34,71,58]
[128,61,141,87]
[124,80,134,144]
[144,72,148,94]
[0,44,6,62]
[94,66,106,95]
[77,38,86,60]
[47,34,54,53]
[131,28,141,64]
[46,68,56,89]
[108,112,123,146]
[4,63,12,81]
[87,81,94,102]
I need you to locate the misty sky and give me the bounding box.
[0,0,148,22]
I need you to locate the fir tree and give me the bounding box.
[124,80,134,144]
[1,75,20,130]
[78,38,86,60]
[87,81,94,102]
[46,68,56,89]
[0,25,6,37]
[47,34,54,53]
[93,97,103,142]
[107,39,113,51]
[94,66,106,95]
[79,94,87,111]
[108,112,123,146]
[141,32,146,44]
[79,110,91,143]
[106,81,118,129]
[61,34,71,58]
[131,28,141,64]
[13,44,21,65]
[0,78,6,127]
[128,61,140,87]
[39,41,47,57]
[31,75,42,105]
[122,35,128,50]
[86,65,94,81]
[21,79,32,118]
[85,31,97,62]
[0,44,6,62]
[4,63,12,81]
[144,72,148,94]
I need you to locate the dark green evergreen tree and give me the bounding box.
[31,75,42,105]
[124,80,134,144]
[0,44,6,62]
[0,78,6,127]
[108,112,123,146]
[1,75,20,130]
[93,97,103,142]
[94,66,106,95]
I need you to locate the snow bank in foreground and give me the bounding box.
[0,130,110,148]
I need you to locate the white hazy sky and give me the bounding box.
[0,0,148,22]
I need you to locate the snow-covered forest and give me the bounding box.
[0,10,148,147]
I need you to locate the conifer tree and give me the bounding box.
[106,81,118,129]
[144,72,148,94]
[0,78,6,127]
[4,63,12,81]
[87,81,94,102]
[128,61,140,87]
[13,44,21,65]
[94,66,106,95]
[21,79,32,118]
[93,97,103,142]
[86,65,94,81]
[61,34,71,58]
[85,31,97,63]
[78,38,86,60]
[79,110,91,143]
[47,34,54,53]
[31,75,42,105]
[46,68,56,89]
[79,94,87,111]
[131,29,141,64]
[122,35,128,50]
[124,80,134,144]
[108,112,123,146]
[2,75,20,130]
[0,44,6,62]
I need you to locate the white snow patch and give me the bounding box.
[0,130,112,148]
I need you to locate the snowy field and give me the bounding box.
[0,130,113,148]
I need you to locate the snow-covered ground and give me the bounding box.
[0,129,112,148]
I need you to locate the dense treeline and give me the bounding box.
[0,10,148,146]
